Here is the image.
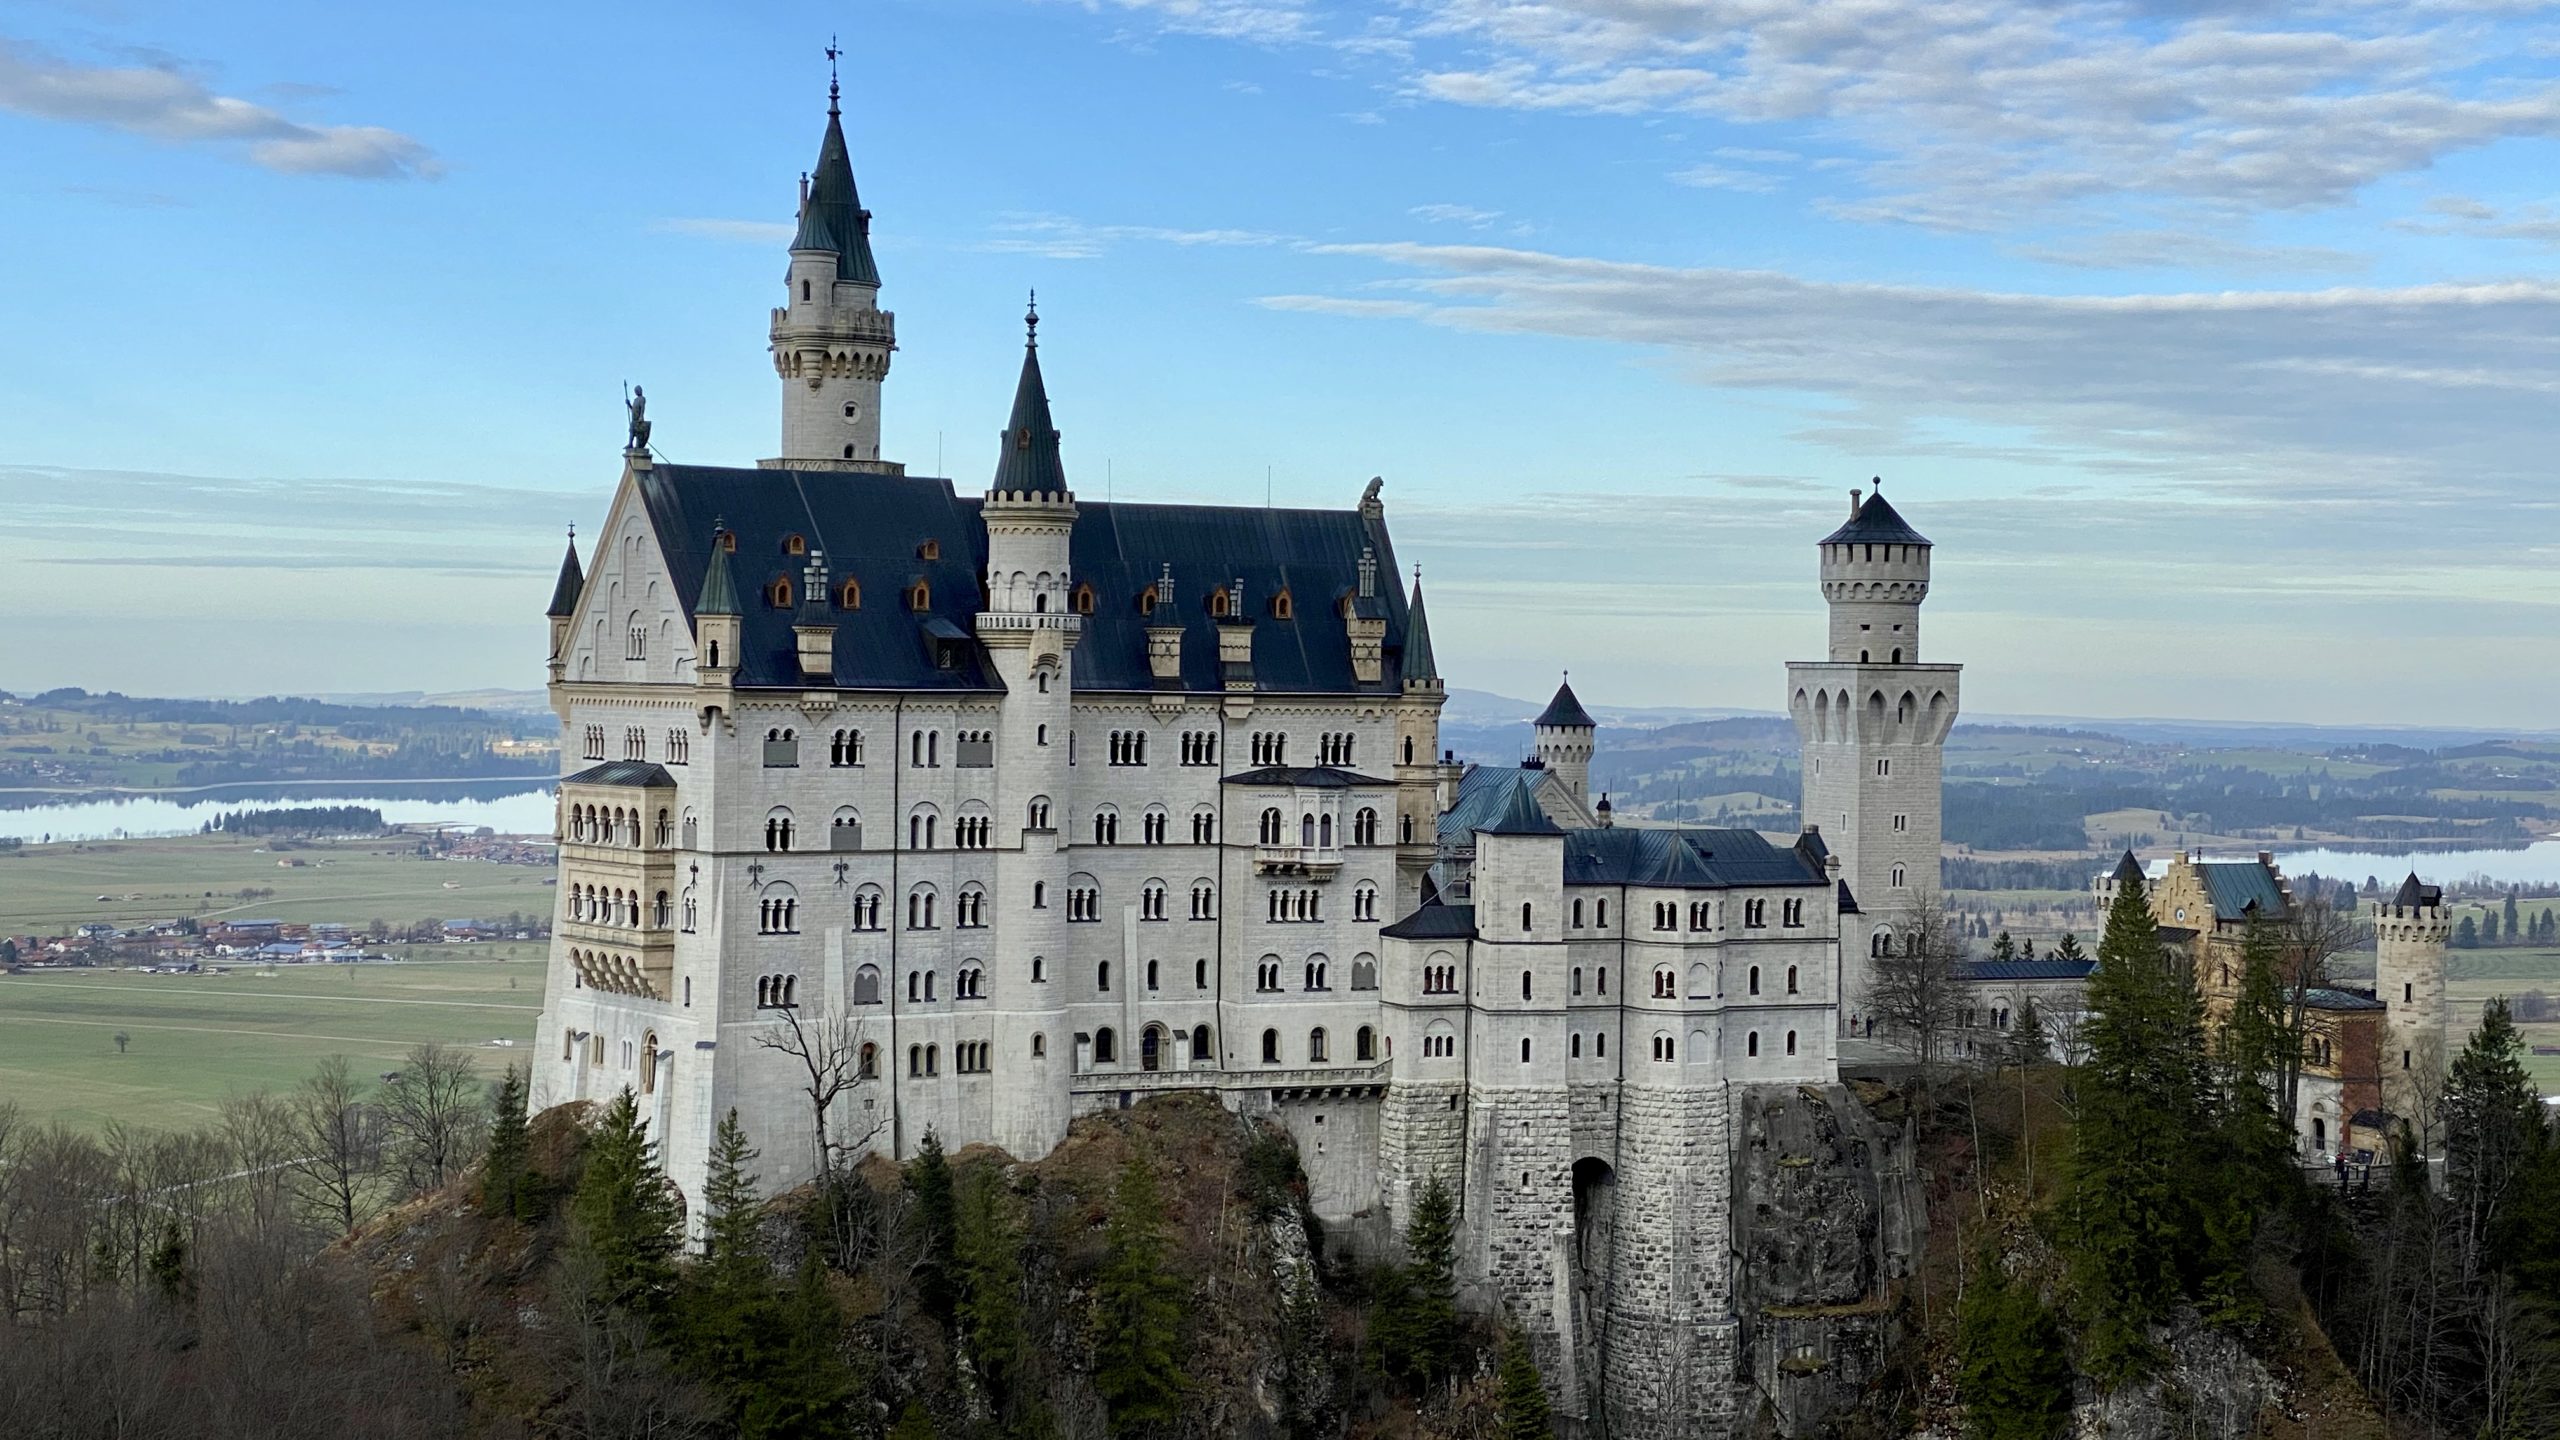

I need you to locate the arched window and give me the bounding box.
[1521,969,1533,1000]
[1356,1026,1376,1061]
[1260,1029,1280,1064]
[1787,965,1800,995]
[1192,1024,1212,1062]
[854,965,881,1005]
[1521,902,1533,932]
[1520,1037,1532,1063]
[1094,1027,1117,1064]
[1787,1030,1799,1056]
[1309,1028,1329,1063]
[1748,965,1762,996]
[1747,1031,1761,1057]
[1195,958,1208,989]
[860,1043,878,1078]
[1098,961,1112,992]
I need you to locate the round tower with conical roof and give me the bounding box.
[1532,675,1597,807]
[1786,481,1962,1036]
[770,66,897,468]
[975,300,1079,1158]
[2375,871,2451,1109]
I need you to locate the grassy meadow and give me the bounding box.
[0,959,544,1131]
[0,831,556,937]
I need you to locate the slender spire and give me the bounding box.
[990,297,1069,497]
[546,527,585,617]
[792,48,879,285]
[1403,569,1438,683]
[1536,673,1597,729]
[696,525,742,616]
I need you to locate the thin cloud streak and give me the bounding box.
[0,38,440,179]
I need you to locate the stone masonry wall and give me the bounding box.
[1604,1079,1739,1440]
[1466,1086,1578,1407]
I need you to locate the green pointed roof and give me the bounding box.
[990,305,1069,497]
[1480,779,1564,837]
[545,535,584,618]
[1403,574,1438,683]
[696,532,742,616]
[792,91,880,286]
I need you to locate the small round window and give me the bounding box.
[842,400,862,424]
[2174,907,2187,921]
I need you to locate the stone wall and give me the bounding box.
[1602,1079,1739,1440]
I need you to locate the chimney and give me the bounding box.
[1849,486,1863,518]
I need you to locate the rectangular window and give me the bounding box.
[955,731,995,768]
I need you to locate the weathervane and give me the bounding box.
[827,35,841,111]
[1026,289,1039,346]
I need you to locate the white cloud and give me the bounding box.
[0,39,440,179]
[982,213,1289,259]
[2400,195,2560,247]
[1670,162,1777,192]
[1275,240,2560,505]
[654,217,799,244]
[1063,0,1315,43]
[1072,1,2560,234]
[2012,228,2369,273]
[1410,202,1503,225]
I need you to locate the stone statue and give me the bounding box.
[1362,475,1384,508]
[625,385,652,453]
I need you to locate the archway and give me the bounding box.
[1141,1023,1166,1073]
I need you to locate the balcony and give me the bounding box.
[1254,843,1343,878]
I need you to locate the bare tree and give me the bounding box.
[752,1005,885,1182]
[375,1042,486,1195]
[2277,891,2359,1128]
[2040,988,2092,1067]
[1863,893,1970,1075]
[283,1056,381,1235]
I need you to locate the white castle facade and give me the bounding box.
[532,85,1960,1436]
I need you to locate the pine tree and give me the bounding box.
[2507,890,2522,947]
[2063,869,2213,1381]
[2445,998,2546,1271]
[569,1087,683,1317]
[1494,1325,1554,1440]
[742,1250,858,1440]
[480,1064,539,1220]
[1372,1172,1461,1388]
[147,1219,192,1307]
[2053,932,2087,965]
[2007,996,2051,1067]
[955,1163,1027,1408]
[906,1130,959,1323]
[2458,916,2481,949]
[1091,1156,1188,1435]
[700,1108,767,1292]
[1991,931,2017,962]
[1955,1254,2070,1440]
[2217,916,2291,1178]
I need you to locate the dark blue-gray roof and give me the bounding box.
[990,327,1068,496]
[563,760,676,788]
[1959,958,2097,982]
[2195,860,2289,922]
[1535,678,1597,729]
[1223,765,1394,789]
[1481,781,1565,836]
[1561,828,1828,890]
[636,463,1420,694]
[1381,900,1477,941]
[547,539,585,618]
[793,103,880,285]
[1819,488,1930,547]
[1441,766,1561,847]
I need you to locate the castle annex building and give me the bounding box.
[534,85,1956,1437]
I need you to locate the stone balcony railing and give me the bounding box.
[1069,1060,1389,1097]
[1254,843,1343,877]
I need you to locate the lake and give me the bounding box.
[2279,840,2560,891]
[0,781,557,843]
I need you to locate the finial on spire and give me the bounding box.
[1025,290,1039,347]
[826,36,841,114]
[567,524,575,542]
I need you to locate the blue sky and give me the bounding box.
[3,0,2557,727]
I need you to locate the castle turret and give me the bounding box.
[1532,675,1596,806]
[545,528,584,684]
[1786,481,1961,1035]
[769,65,897,468]
[974,300,1079,1157]
[2376,871,2450,1114]
[1394,569,1448,906]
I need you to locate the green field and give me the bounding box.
[2444,945,2560,1089]
[0,831,556,937]
[0,959,545,1130]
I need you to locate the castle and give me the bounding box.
[531,80,1958,1436]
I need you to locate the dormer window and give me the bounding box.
[719,531,737,553]
[785,534,807,556]
[768,576,794,609]
[1208,588,1231,618]
[1138,585,1157,616]
[918,539,941,561]
[1072,583,1096,615]
[837,578,862,610]
[1271,588,1294,620]
[908,582,931,612]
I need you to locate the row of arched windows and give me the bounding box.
[566,803,662,848]
[560,1024,663,1093]
[1268,888,1321,922]
[1251,1025,1374,1065]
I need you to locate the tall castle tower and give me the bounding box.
[2375,872,2451,1113]
[1532,676,1597,806]
[976,301,1080,1157]
[769,65,897,468]
[1786,482,1961,1032]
